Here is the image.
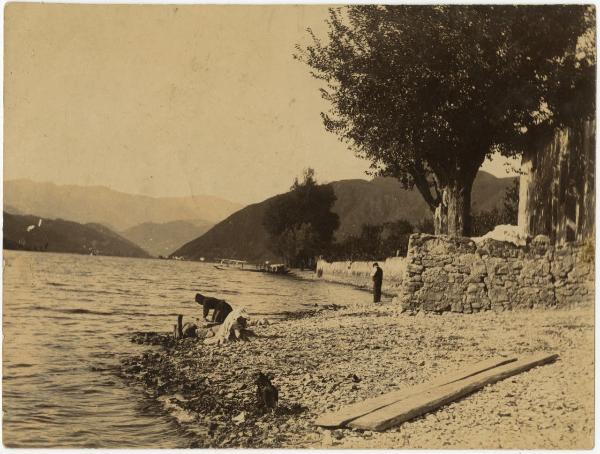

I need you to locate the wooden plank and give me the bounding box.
[349,352,558,431]
[314,356,517,428]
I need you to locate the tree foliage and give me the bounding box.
[501,178,520,225]
[297,5,595,236]
[328,219,415,260]
[263,169,339,267]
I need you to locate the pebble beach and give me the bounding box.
[118,297,594,449]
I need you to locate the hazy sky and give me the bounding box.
[5,4,518,205]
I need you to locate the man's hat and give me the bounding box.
[373,262,379,267]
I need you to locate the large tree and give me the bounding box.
[263,169,339,267]
[297,5,595,236]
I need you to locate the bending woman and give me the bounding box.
[195,293,233,323]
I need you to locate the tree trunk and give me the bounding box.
[446,177,473,237]
[433,190,448,235]
[411,160,478,236]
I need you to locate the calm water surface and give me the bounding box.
[3,251,370,448]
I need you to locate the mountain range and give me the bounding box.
[172,171,517,262]
[4,212,150,258]
[4,179,243,231]
[4,172,515,260]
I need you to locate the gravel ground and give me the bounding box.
[119,300,594,449]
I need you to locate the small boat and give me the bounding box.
[215,259,248,269]
[214,259,289,275]
[266,263,289,275]
[240,267,265,273]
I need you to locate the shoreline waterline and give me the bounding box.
[2,250,377,448]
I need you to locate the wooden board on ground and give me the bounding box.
[348,352,558,431]
[314,356,517,428]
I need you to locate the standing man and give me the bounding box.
[371,262,383,303]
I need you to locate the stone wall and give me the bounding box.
[398,234,594,313]
[316,257,406,294]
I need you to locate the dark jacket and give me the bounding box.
[195,293,233,322]
[372,267,383,286]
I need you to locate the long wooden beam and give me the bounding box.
[315,356,517,428]
[348,352,558,431]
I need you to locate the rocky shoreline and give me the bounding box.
[117,298,594,449]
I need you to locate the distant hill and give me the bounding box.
[172,171,517,262]
[172,197,281,262]
[4,179,243,231]
[3,212,151,258]
[121,220,213,257]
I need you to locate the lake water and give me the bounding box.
[2,250,370,448]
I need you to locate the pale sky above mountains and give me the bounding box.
[5,4,519,205]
